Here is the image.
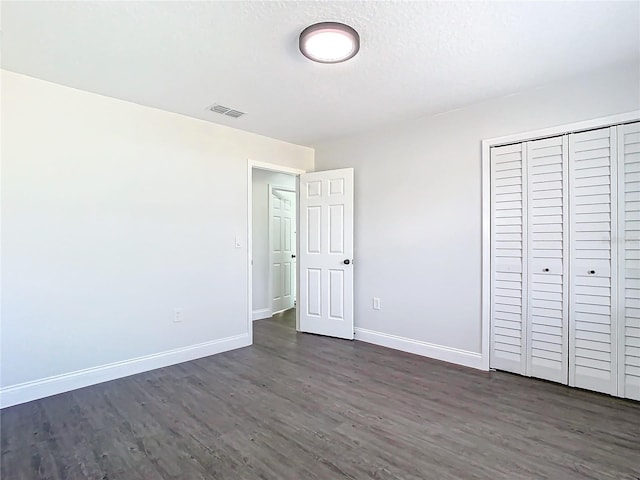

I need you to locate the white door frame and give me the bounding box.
[247,160,306,342]
[268,184,297,315]
[481,110,640,372]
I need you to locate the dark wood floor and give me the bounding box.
[2,310,639,479]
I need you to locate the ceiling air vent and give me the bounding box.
[209,104,246,119]
[225,109,245,118]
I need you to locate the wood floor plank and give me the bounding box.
[2,309,639,479]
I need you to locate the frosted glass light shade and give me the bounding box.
[299,22,360,64]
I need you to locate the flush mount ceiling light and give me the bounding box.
[299,22,360,64]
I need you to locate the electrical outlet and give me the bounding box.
[373,297,381,310]
[173,308,183,323]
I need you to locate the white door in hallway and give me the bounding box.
[299,168,354,339]
[270,188,295,313]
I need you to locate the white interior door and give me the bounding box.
[270,188,295,313]
[569,126,618,395]
[617,121,640,401]
[299,168,354,339]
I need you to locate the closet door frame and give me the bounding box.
[482,111,640,372]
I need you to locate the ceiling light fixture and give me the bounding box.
[299,22,360,64]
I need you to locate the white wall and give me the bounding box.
[314,62,640,367]
[0,70,313,406]
[251,169,296,318]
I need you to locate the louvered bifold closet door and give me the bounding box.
[490,143,527,375]
[569,127,618,395]
[526,136,569,384]
[618,122,640,400]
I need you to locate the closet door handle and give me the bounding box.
[588,270,596,275]
[543,268,550,273]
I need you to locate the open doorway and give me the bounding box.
[247,161,355,342]
[248,161,304,329]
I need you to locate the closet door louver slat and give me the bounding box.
[569,127,618,395]
[526,136,569,383]
[618,121,640,400]
[491,143,527,375]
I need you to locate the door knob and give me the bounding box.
[343,259,351,265]
[543,268,550,273]
[588,270,596,275]
[291,254,296,258]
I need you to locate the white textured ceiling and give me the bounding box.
[2,1,639,146]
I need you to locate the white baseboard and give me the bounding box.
[252,308,272,321]
[0,333,250,409]
[354,327,484,370]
